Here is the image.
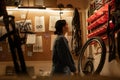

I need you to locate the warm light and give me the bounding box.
[46,8,73,12]
[6,6,74,12]
[6,7,46,11]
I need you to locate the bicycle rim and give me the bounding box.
[78,37,106,75]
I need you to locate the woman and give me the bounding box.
[51,20,77,75]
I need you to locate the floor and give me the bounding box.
[0,75,120,80]
[1,56,120,80]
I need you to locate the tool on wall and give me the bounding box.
[57,3,64,19]
[71,8,82,56]
[57,3,73,19]
[112,0,120,60]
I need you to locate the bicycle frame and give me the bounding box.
[0,0,27,74]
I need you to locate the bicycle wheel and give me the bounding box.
[78,37,106,75]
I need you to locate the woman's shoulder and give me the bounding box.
[56,35,65,40]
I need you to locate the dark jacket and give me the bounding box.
[52,35,76,74]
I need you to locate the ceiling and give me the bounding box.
[57,0,93,9]
[6,0,94,10]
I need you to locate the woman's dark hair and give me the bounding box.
[54,19,67,35]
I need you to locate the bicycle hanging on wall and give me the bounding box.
[78,0,120,75]
[0,0,34,75]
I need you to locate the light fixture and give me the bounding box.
[18,6,46,9]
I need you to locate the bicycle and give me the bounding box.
[0,0,34,74]
[78,0,120,76]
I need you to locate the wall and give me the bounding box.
[0,9,82,61]
[0,0,92,76]
[57,0,90,9]
[0,8,88,77]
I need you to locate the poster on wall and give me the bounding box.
[49,16,60,31]
[26,34,36,44]
[2,27,8,43]
[50,35,57,50]
[2,26,7,35]
[0,26,7,37]
[0,26,7,42]
[64,17,72,32]
[35,16,45,32]
[5,0,15,6]
[33,36,43,52]
[34,0,44,6]
[15,20,32,32]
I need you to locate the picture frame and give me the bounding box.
[5,0,15,6]
[34,0,44,6]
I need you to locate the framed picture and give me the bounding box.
[49,16,60,31]
[15,20,33,32]
[5,0,15,6]
[33,36,43,52]
[34,0,44,6]
[35,16,45,32]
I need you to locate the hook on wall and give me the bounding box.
[57,3,64,19]
[57,3,64,8]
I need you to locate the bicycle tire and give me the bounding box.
[78,37,106,75]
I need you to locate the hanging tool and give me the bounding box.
[71,8,82,56]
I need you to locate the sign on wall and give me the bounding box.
[34,0,44,6]
[26,34,36,44]
[49,16,60,31]
[15,20,32,32]
[35,16,45,32]
[33,36,43,52]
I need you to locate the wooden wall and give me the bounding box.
[0,9,82,61]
